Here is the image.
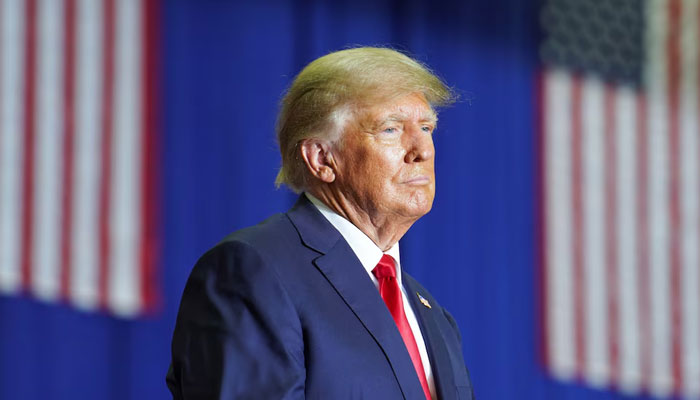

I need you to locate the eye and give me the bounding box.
[379,125,402,135]
[421,125,434,134]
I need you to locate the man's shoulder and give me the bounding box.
[211,194,330,253]
[194,195,331,274]
[193,212,297,271]
[219,211,294,249]
[183,211,308,302]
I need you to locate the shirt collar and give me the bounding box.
[305,193,402,284]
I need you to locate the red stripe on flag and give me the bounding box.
[99,0,116,310]
[571,75,585,378]
[603,84,619,386]
[636,93,652,393]
[535,69,548,369]
[667,0,683,393]
[140,0,160,312]
[20,0,38,291]
[60,0,77,302]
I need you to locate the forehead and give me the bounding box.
[358,93,436,124]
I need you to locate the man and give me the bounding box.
[167,47,474,399]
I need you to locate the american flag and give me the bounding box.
[0,0,159,317]
[538,0,700,398]
[539,0,700,397]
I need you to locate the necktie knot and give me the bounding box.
[372,254,396,280]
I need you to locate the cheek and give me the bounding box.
[387,146,407,164]
[358,149,397,177]
[340,151,383,192]
[341,142,405,190]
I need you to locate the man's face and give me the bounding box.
[332,92,437,222]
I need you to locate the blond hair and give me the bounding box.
[275,47,455,192]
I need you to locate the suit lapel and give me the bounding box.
[287,196,426,400]
[403,275,457,400]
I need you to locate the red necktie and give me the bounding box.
[373,254,432,400]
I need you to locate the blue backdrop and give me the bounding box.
[0,1,663,399]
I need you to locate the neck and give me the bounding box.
[308,187,415,251]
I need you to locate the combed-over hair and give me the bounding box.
[275,46,455,192]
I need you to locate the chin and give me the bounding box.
[402,192,434,218]
[416,201,434,217]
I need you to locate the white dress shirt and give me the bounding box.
[306,193,436,399]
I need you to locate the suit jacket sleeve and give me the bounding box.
[167,241,305,400]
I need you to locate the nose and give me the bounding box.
[404,124,435,163]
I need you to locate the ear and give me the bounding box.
[299,139,337,183]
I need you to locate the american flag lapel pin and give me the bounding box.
[417,292,431,309]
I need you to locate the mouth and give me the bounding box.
[402,176,431,185]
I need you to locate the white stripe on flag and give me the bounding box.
[614,86,641,394]
[31,0,64,301]
[0,0,26,294]
[646,0,674,394]
[70,0,103,310]
[679,0,700,396]
[581,75,609,387]
[544,69,576,380]
[108,0,142,316]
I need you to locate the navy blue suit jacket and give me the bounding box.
[167,196,474,399]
